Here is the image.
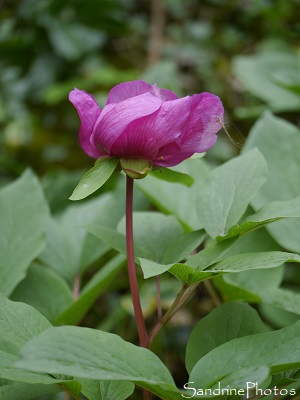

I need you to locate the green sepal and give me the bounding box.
[120,158,152,179]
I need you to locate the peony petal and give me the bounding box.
[109,96,191,159]
[150,84,178,101]
[92,92,163,154]
[106,80,152,104]
[179,93,224,153]
[69,88,102,158]
[154,152,194,167]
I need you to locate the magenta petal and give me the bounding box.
[179,93,224,153]
[154,152,194,167]
[109,96,191,159]
[106,80,152,104]
[150,84,178,101]
[69,89,102,158]
[92,92,162,154]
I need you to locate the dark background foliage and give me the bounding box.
[1,0,299,180]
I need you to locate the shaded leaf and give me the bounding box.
[11,263,73,323]
[55,255,126,325]
[0,170,49,296]
[189,320,300,388]
[17,326,182,399]
[186,302,267,373]
[197,149,267,239]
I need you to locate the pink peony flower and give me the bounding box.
[69,80,224,168]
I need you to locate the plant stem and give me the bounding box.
[126,177,152,400]
[149,283,188,345]
[203,280,222,307]
[73,273,80,300]
[126,176,149,349]
[156,275,162,321]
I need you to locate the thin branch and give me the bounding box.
[149,283,189,344]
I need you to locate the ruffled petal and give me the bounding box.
[92,92,162,154]
[106,80,152,104]
[179,93,224,153]
[109,96,191,159]
[150,84,178,101]
[69,88,102,158]
[154,152,194,167]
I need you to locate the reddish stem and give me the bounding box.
[126,176,152,400]
[73,273,80,301]
[126,176,149,348]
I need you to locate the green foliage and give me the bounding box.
[0,170,49,296]
[189,320,300,388]
[233,49,300,112]
[244,111,300,253]
[185,302,267,373]
[17,326,182,399]
[197,148,267,239]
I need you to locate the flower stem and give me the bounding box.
[126,176,149,349]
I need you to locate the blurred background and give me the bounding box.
[1,0,300,186]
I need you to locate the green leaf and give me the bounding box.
[0,170,49,296]
[150,168,194,187]
[40,193,124,282]
[0,350,58,384]
[0,294,82,397]
[0,381,60,400]
[189,320,300,388]
[162,230,205,264]
[0,293,51,349]
[233,50,300,112]
[11,263,73,323]
[88,213,204,267]
[80,379,134,400]
[196,149,267,239]
[87,223,130,256]
[260,303,300,329]
[117,212,183,262]
[139,258,175,279]
[55,254,126,325]
[17,326,182,400]
[183,366,270,397]
[224,272,300,316]
[208,251,300,273]
[185,302,267,374]
[217,195,300,241]
[185,237,238,270]
[137,158,210,230]
[139,237,236,280]
[69,157,118,201]
[0,294,56,384]
[144,250,300,285]
[244,112,300,253]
